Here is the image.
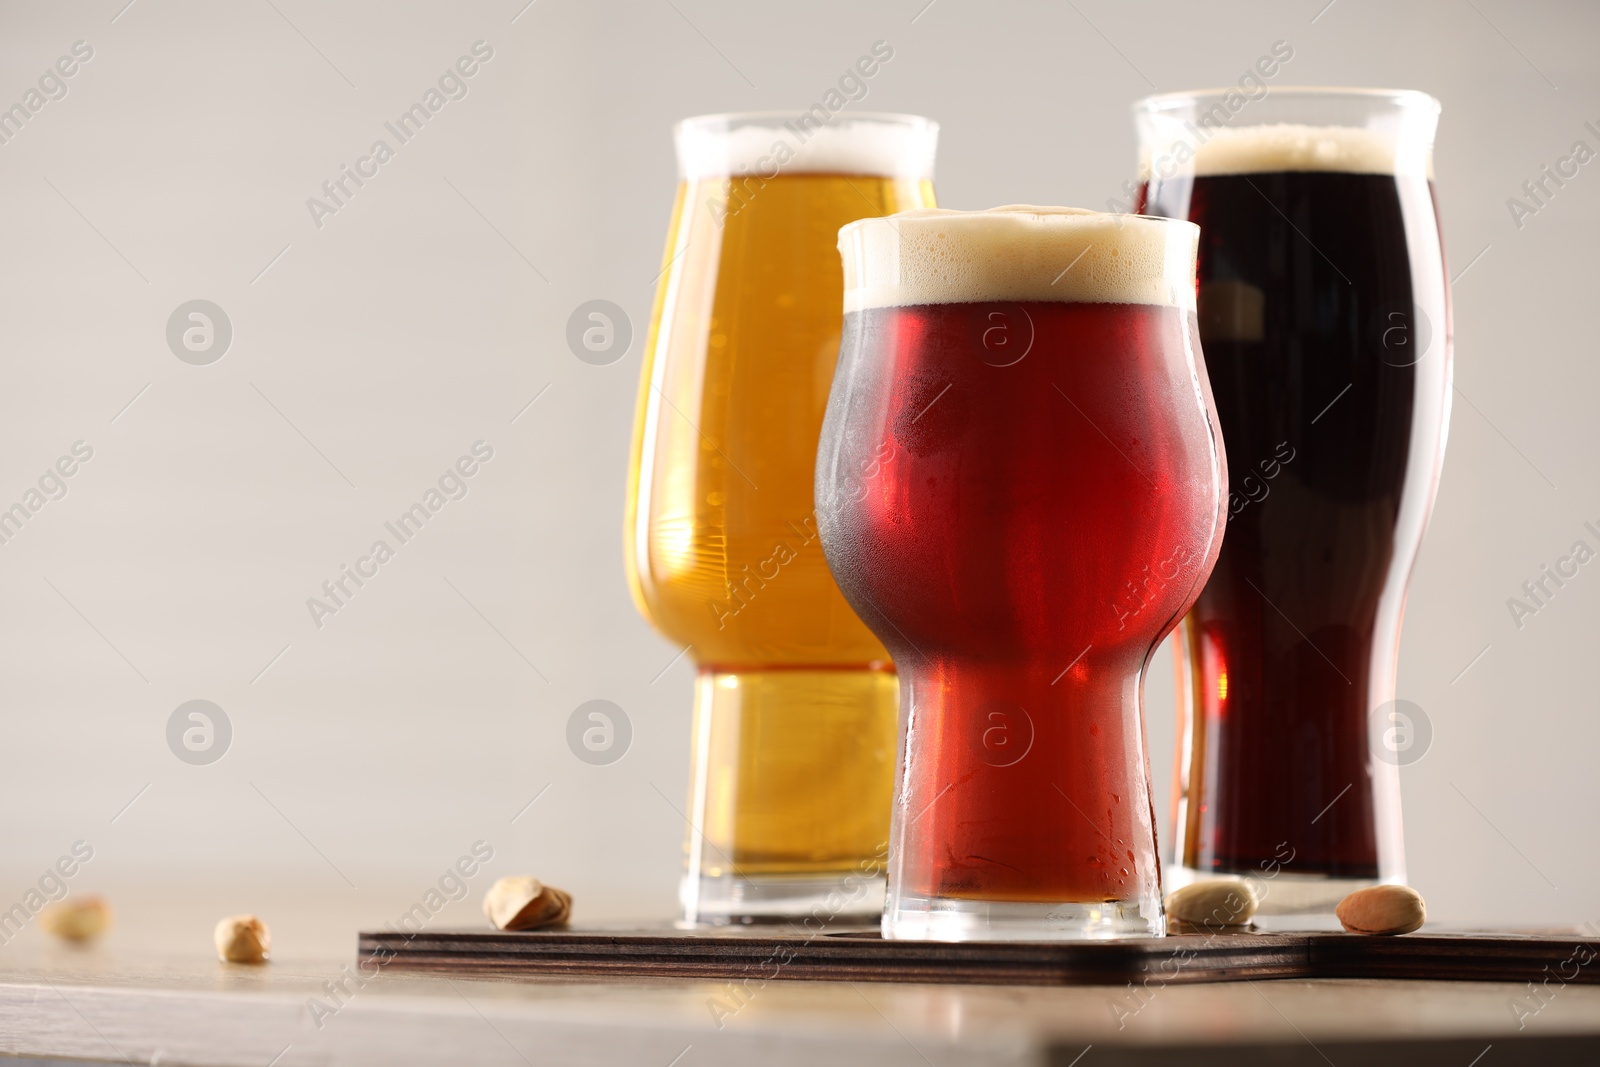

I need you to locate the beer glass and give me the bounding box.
[1134,89,1451,915]
[817,206,1225,940]
[626,113,938,923]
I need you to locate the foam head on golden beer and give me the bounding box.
[677,112,937,183]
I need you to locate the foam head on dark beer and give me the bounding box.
[838,205,1199,313]
[1146,123,1433,178]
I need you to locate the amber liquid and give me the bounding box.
[818,302,1223,907]
[626,172,936,879]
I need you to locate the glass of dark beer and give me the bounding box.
[817,206,1225,940]
[1134,89,1451,917]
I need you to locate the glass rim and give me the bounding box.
[674,110,939,136]
[1134,86,1440,115]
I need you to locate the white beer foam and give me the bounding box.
[677,115,937,181]
[839,206,1199,313]
[1184,123,1429,177]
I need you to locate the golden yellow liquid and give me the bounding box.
[626,172,935,878]
[689,668,901,874]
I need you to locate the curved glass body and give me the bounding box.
[1134,89,1452,917]
[626,112,938,923]
[817,207,1225,940]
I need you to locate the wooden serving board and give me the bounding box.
[356,923,1600,986]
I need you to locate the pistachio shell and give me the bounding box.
[214,914,270,963]
[40,896,113,943]
[1336,884,1425,935]
[1164,877,1258,928]
[483,876,572,931]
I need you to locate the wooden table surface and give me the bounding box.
[3,937,1600,1066]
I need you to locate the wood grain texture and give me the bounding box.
[360,925,1305,985]
[5,933,1600,1066]
[359,924,1600,987]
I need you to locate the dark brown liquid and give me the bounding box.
[1139,170,1450,879]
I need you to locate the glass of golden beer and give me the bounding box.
[626,112,938,923]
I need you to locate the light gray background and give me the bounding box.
[0,0,1594,954]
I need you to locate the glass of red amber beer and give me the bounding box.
[817,206,1227,940]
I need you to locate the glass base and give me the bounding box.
[679,665,897,925]
[884,894,1164,942]
[680,869,885,926]
[1167,865,1394,924]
